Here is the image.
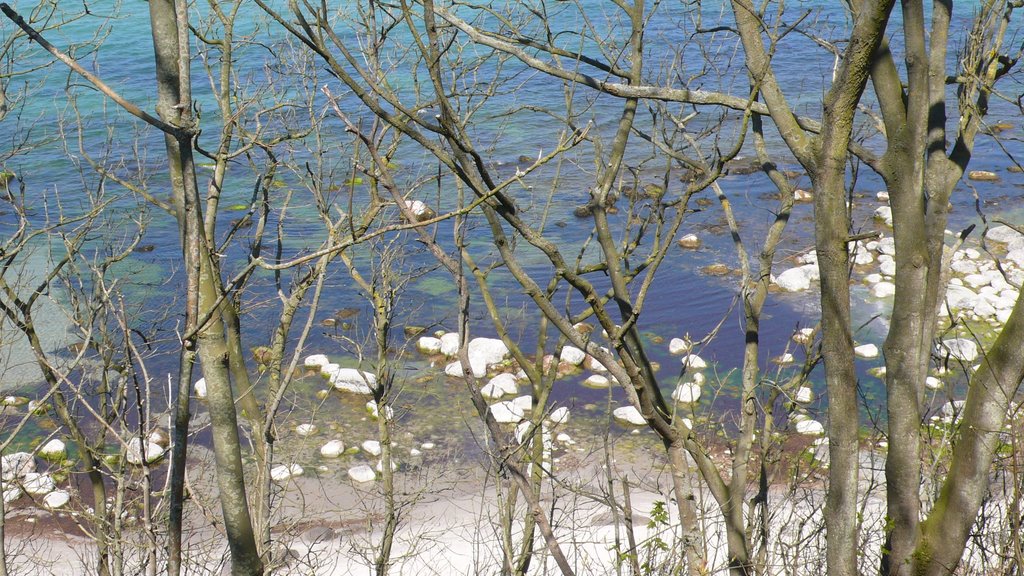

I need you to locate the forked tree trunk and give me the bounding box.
[147,1,263,574]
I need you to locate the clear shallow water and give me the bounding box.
[1,0,1023,442]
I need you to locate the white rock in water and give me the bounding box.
[938,338,979,362]
[444,361,466,378]
[874,206,893,226]
[582,374,610,388]
[194,378,207,399]
[320,440,345,458]
[42,489,70,510]
[482,373,519,399]
[941,400,967,424]
[556,432,575,445]
[444,338,512,378]
[296,424,318,437]
[775,266,813,292]
[672,382,702,404]
[361,440,382,457]
[879,260,897,276]
[876,191,890,203]
[853,251,874,266]
[793,248,816,265]
[375,458,397,473]
[951,259,978,275]
[559,346,586,366]
[668,337,692,355]
[964,274,991,289]
[126,438,165,466]
[795,419,825,436]
[945,284,979,310]
[1,452,35,481]
[439,332,461,356]
[985,224,1023,244]
[973,300,997,318]
[270,464,303,482]
[416,337,442,354]
[404,199,435,221]
[548,407,570,425]
[489,400,524,424]
[330,368,376,394]
[924,377,943,390]
[320,363,340,378]
[38,439,66,461]
[677,233,702,249]
[795,386,815,404]
[585,352,611,372]
[22,472,55,495]
[1008,249,1024,269]
[612,406,647,427]
[420,442,435,450]
[774,353,795,365]
[681,354,707,370]
[854,343,879,359]
[876,236,895,255]
[366,401,393,420]
[348,465,376,483]
[304,354,330,368]
[2,485,21,504]
[871,282,896,298]
[793,328,815,344]
[512,395,533,413]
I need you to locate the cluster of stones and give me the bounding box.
[770,193,1022,334]
[1,444,69,509]
[0,424,173,514]
[261,353,440,486]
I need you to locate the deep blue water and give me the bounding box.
[2,0,1023,432]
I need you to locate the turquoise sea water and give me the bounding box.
[1,0,1023,437]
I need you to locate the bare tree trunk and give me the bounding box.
[147,1,262,573]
